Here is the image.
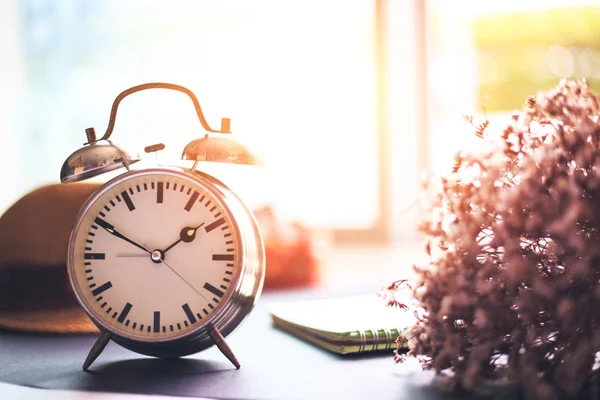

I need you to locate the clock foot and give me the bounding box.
[209,328,240,369]
[82,331,112,371]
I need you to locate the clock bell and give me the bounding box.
[60,82,261,184]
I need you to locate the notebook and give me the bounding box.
[269,294,415,354]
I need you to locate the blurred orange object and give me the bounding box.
[253,206,322,291]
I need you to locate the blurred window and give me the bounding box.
[426,0,600,175]
[0,0,390,239]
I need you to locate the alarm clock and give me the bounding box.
[59,83,265,371]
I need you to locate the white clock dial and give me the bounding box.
[70,170,241,342]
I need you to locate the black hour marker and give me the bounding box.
[157,182,164,203]
[204,282,225,298]
[153,311,161,332]
[182,303,197,324]
[121,190,135,211]
[205,218,225,233]
[117,302,133,323]
[212,254,234,261]
[104,205,110,212]
[85,253,105,260]
[185,191,200,211]
[95,217,113,231]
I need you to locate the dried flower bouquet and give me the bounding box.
[387,80,600,400]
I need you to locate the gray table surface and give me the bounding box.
[0,288,530,400]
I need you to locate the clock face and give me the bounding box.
[70,169,241,342]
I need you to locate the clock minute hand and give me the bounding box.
[162,223,205,254]
[95,217,151,254]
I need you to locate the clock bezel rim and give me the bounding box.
[67,167,248,344]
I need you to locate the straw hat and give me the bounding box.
[0,183,102,333]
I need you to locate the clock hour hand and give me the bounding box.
[95,217,151,254]
[162,223,205,254]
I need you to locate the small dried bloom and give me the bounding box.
[378,279,411,310]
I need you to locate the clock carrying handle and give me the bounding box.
[89,82,231,144]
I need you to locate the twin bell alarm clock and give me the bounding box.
[59,83,265,370]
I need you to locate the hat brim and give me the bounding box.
[0,307,99,334]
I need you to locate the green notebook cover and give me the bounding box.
[269,295,414,354]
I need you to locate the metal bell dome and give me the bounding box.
[60,128,140,183]
[182,134,262,166]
